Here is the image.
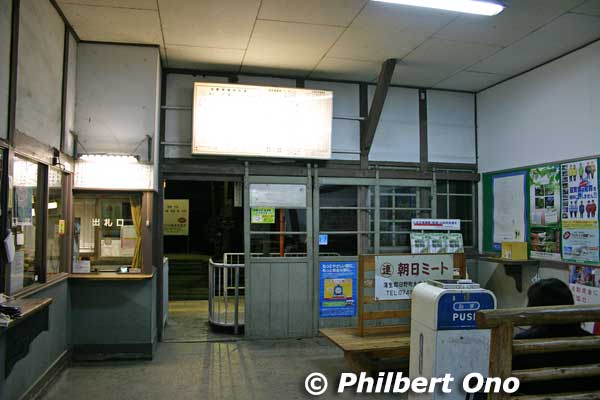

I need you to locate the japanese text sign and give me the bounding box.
[374,254,454,300]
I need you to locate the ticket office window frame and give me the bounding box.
[73,191,150,274]
[7,154,72,295]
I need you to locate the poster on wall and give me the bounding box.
[374,254,453,300]
[529,165,561,260]
[410,233,464,254]
[251,207,275,224]
[163,199,189,236]
[561,159,599,264]
[319,261,357,318]
[492,172,527,249]
[569,265,600,334]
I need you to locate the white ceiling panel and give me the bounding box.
[402,38,501,73]
[434,70,508,91]
[258,0,367,26]
[58,0,157,9]
[572,0,600,15]
[352,1,456,33]
[241,20,343,75]
[328,23,429,62]
[471,13,600,75]
[310,57,381,81]
[391,63,453,87]
[166,45,244,71]
[435,0,584,47]
[158,0,260,49]
[60,4,162,44]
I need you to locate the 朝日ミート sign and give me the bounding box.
[374,254,454,300]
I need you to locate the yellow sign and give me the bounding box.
[164,199,189,236]
[251,207,275,224]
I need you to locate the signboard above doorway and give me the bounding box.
[191,82,332,159]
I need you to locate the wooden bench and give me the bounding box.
[320,327,410,373]
[321,253,466,373]
[476,304,600,400]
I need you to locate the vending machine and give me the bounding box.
[409,279,496,400]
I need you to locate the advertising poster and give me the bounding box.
[250,207,275,224]
[528,165,562,260]
[492,172,527,249]
[374,254,453,300]
[561,159,599,264]
[163,199,190,235]
[319,261,357,318]
[569,265,600,334]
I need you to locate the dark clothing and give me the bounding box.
[513,325,600,395]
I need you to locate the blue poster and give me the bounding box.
[319,261,357,318]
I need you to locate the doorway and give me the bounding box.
[163,179,243,341]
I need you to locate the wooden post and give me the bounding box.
[488,322,513,400]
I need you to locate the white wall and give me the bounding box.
[15,0,64,148]
[475,40,600,306]
[427,90,475,164]
[368,86,420,163]
[0,0,11,140]
[477,40,600,173]
[163,74,476,165]
[75,43,160,161]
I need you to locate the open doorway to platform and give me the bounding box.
[163,179,244,341]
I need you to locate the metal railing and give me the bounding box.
[209,251,341,334]
[208,256,244,334]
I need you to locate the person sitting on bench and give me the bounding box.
[513,278,600,395]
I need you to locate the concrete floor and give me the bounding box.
[163,300,242,342]
[41,338,405,400]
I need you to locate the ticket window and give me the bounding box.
[73,193,141,271]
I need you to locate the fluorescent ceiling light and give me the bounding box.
[372,0,505,16]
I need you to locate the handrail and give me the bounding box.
[476,304,600,400]
[476,304,600,329]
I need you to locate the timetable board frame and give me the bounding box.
[191,82,333,160]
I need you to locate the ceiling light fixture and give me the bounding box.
[372,0,505,16]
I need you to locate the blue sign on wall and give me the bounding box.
[437,292,495,330]
[319,234,329,246]
[319,261,357,318]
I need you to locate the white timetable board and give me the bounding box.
[192,82,333,159]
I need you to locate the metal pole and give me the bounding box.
[234,265,240,334]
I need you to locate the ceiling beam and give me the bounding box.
[361,58,397,166]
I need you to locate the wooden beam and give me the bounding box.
[476,305,600,329]
[513,336,600,355]
[361,58,397,157]
[513,363,600,382]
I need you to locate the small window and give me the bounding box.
[47,168,65,276]
[11,156,39,292]
[73,193,142,272]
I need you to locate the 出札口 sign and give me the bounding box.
[374,254,454,300]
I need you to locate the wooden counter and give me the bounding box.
[69,272,154,280]
[0,298,53,330]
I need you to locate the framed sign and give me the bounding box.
[374,254,454,300]
[163,199,189,236]
[192,82,332,159]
